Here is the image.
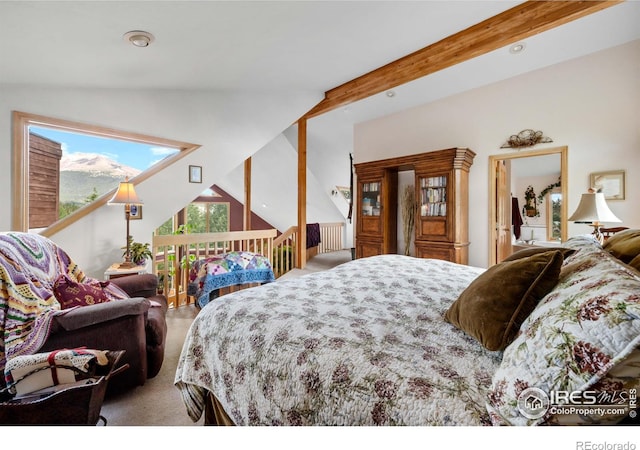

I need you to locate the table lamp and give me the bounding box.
[568,188,621,243]
[108,177,143,268]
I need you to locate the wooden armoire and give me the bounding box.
[354,148,475,264]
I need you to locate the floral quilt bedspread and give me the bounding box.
[175,254,502,425]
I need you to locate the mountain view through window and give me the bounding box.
[29,126,179,224]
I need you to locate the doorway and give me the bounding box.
[488,146,568,265]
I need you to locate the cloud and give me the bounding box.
[150,147,179,156]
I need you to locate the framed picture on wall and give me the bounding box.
[129,204,142,220]
[189,165,202,183]
[590,170,625,200]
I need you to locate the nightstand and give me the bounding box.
[104,263,147,280]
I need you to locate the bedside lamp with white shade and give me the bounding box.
[568,188,621,243]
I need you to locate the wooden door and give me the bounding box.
[495,160,512,263]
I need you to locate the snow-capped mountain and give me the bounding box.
[60,152,141,178]
[59,153,141,203]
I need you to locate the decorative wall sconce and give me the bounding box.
[501,129,553,148]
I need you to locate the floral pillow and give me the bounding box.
[486,235,640,425]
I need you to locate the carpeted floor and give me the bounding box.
[100,303,202,426]
[100,249,352,426]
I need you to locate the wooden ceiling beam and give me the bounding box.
[304,1,622,118]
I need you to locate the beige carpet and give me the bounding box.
[100,250,352,426]
[100,304,203,426]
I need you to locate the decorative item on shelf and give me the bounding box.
[189,165,202,183]
[500,129,553,148]
[590,170,625,200]
[522,185,539,217]
[108,177,143,268]
[568,188,622,243]
[401,185,416,256]
[537,178,561,204]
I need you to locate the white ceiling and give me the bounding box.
[2,1,639,195]
[0,1,519,90]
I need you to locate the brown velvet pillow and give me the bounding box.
[503,246,575,262]
[53,274,112,309]
[628,254,640,273]
[445,250,564,351]
[603,229,640,263]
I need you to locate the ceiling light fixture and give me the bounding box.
[386,90,396,98]
[509,42,526,54]
[123,30,155,48]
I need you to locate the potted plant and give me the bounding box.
[122,237,152,266]
[157,274,165,295]
[522,185,539,217]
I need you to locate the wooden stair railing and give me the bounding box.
[273,226,298,278]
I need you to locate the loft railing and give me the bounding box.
[272,226,298,278]
[152,222,345,307]
[316,222,344,253]
[152,229,276,308]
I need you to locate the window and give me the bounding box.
[12,111,200,234]
[187,202,230,233]
[155,195,230,236]
[546,190,562,241]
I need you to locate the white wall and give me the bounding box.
[0,86,322,277]
[355,40,640,268]
[217,133,346,233]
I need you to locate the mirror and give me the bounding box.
[489,146,568,265]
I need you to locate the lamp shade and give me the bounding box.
[568,191,621,223]
[108,178,143,205]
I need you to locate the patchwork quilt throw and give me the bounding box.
[188,251,275,308]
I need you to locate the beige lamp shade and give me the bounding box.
[568,190,621,223]
[108,177,143,205]
[108,177,143,268]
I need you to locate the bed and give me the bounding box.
[175,233,640,426]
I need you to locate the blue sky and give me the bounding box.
[31,126,179,171]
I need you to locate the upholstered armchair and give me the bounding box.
[39,273,168,394]
[0,232,167,396]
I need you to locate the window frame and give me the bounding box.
[12,111,200,236]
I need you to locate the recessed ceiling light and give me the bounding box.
[509,42,526,54]
[386,90,396,98]
[123,30,155,48]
